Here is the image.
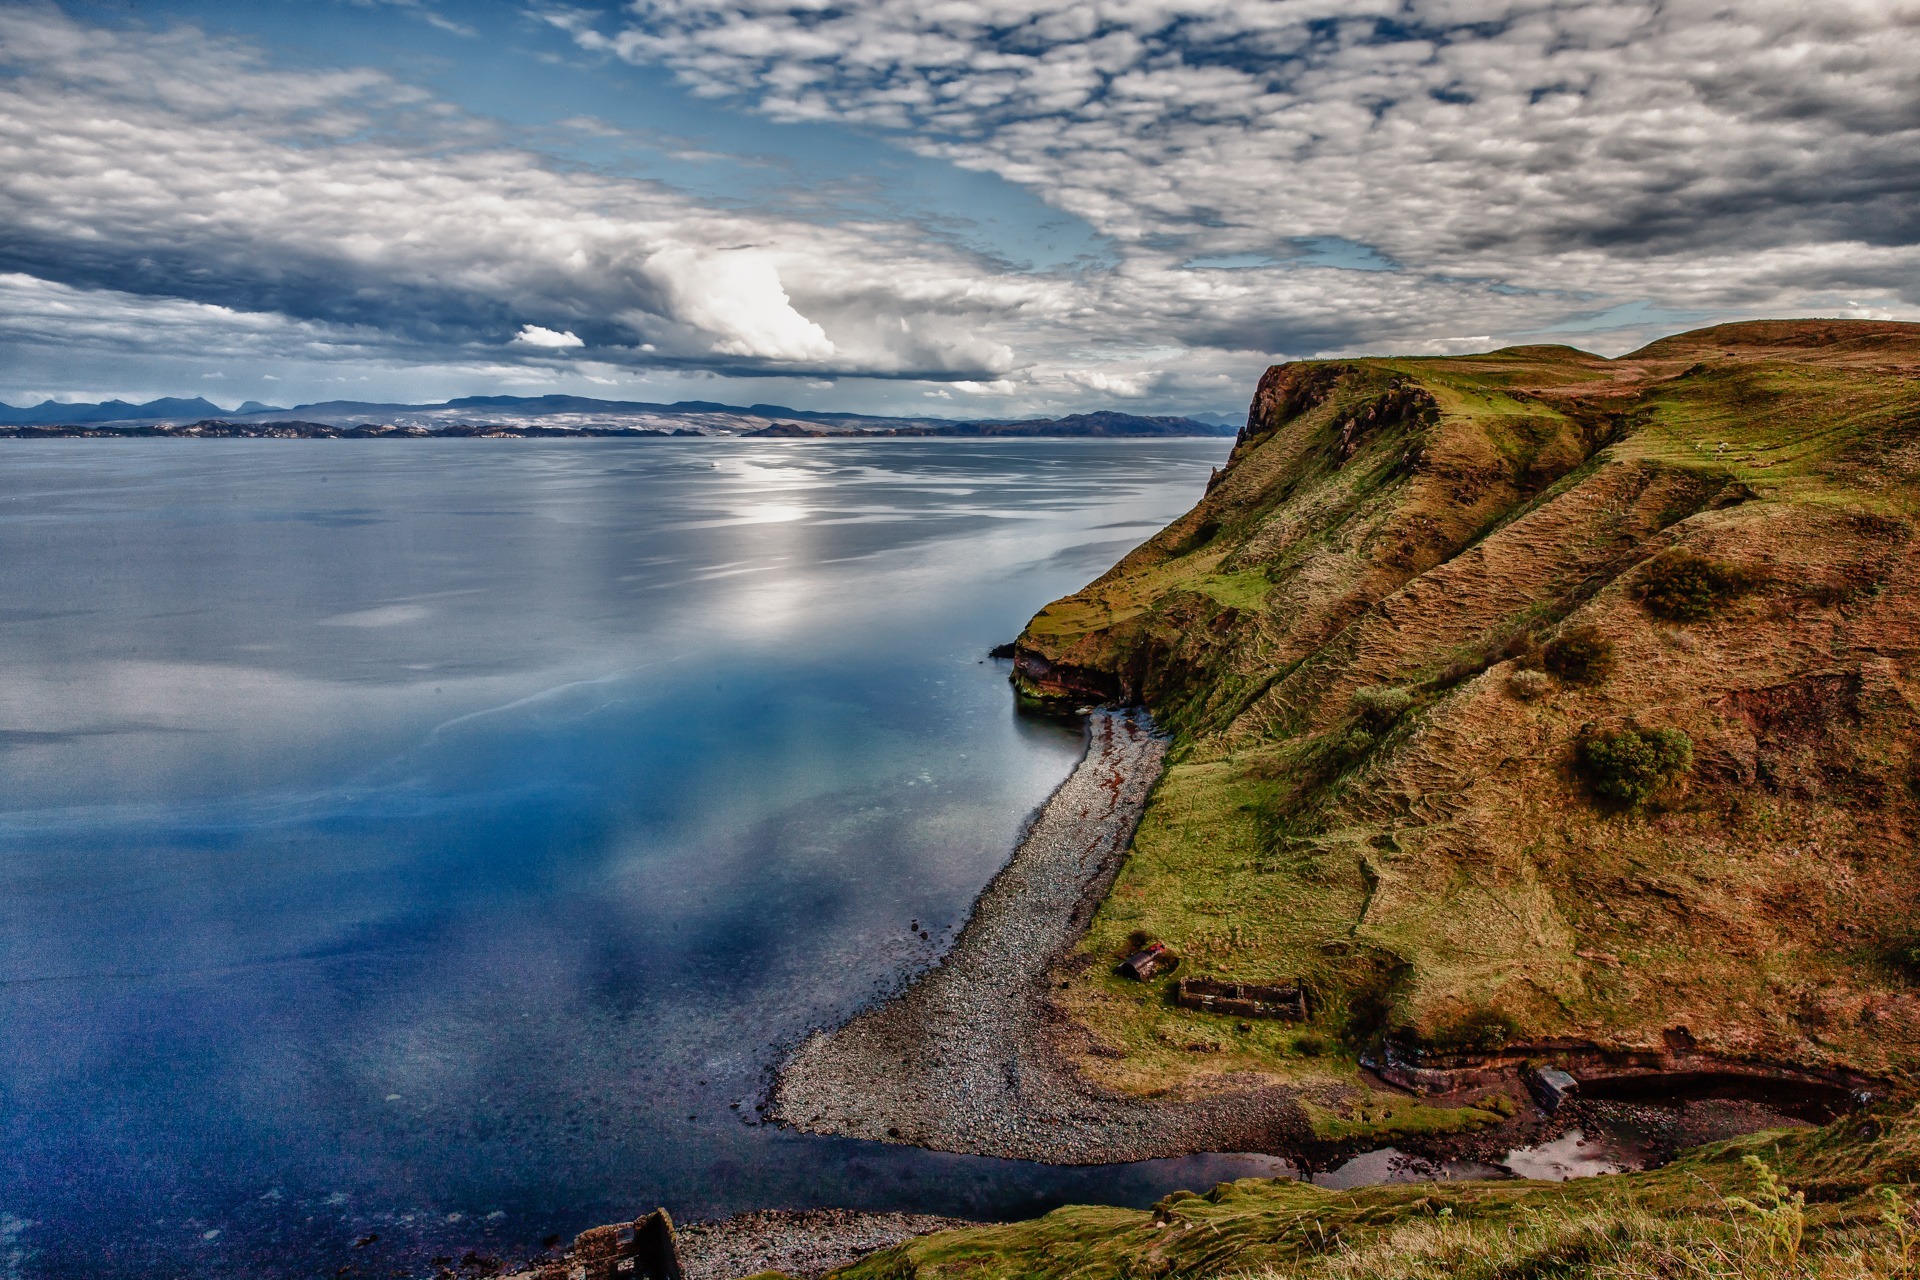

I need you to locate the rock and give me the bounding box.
[1118,941,1178,981]
[1526,1066,1580,1113]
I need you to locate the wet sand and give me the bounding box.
[769,709,1308,1164]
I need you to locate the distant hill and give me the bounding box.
[0,396,227,425]
[0,392,1236,436]
[744,410,1233,438]
[957,411,1232,437]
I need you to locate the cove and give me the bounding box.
[0,438,1254,1279]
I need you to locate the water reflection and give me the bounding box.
[1502,1130,1644,1181]
[0,439,1256,1279]
[1311,1148,1507,1190]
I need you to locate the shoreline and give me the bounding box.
[506,1209,972,1280]
[500,710,1864,1280]
[768,708,1310,1164]
[676,1210,975,1280]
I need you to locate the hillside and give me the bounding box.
[1010,319,1920,1097]
[829,1105,1920,1280]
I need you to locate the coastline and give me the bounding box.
[504,1209,972,1280]
[676,1210,974,1280]
[768,708,1309,1164]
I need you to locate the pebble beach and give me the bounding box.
[769,709,1307,1164]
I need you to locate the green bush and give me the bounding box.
[1636,551,1757,622]
[1337,726,1377,759]
[1577,727,1694,806]
[1542,625,1616,684]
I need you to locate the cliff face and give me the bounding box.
[1014,320,1920,1088]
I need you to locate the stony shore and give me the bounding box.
[677,1209,974,1280]
[500,1209,969,1280]
[769,709,1308,1164]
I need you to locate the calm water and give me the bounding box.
[0,439,1279,1279]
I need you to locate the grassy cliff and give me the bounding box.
[1011,320,1920,1097]
[829,1105,1920,1280]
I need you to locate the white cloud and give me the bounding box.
[321,603,432,628]
[512,324,586,350]
[6,1,1920,416]
[584,0,1920,330]
[0,272,388,359]
[350,0,475,38]
[1066,369,1155,398]
[0,6,1039,381]
[640,248,836,361]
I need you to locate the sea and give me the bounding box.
[0,437,1300,1279]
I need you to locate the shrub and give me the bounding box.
[1636,551,1757,622]
[1507,669,1553,701]
[1502,632,1545,667]
[1577,727,1694,806]
[1293,1034,1327,1057]
[1885,940,1920,979]
[1542,625,1616,684]
[1350,684,1414,727]
[1337,727,1377,759]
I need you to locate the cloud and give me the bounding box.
[321,604,433,628]
[512,325,586,349]
[350,0,476,38]
[6,0,1920,416]
[0,5,1043,381]
[0,272,389,360]
[585,0,1920,323]
[1066,369,1157,399]
[639,248,836,361]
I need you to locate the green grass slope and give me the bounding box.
[1011,320,1920,1097]
[829,1106,1920,1280]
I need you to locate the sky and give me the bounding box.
[1,0,1916,418]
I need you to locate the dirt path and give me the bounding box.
[769,710,1306,1164]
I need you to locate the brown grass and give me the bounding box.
[1014,321,1920,1094]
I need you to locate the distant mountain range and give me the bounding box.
[0,393,1236,437]
[0,396,234,424]
[741,411,1234,438]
